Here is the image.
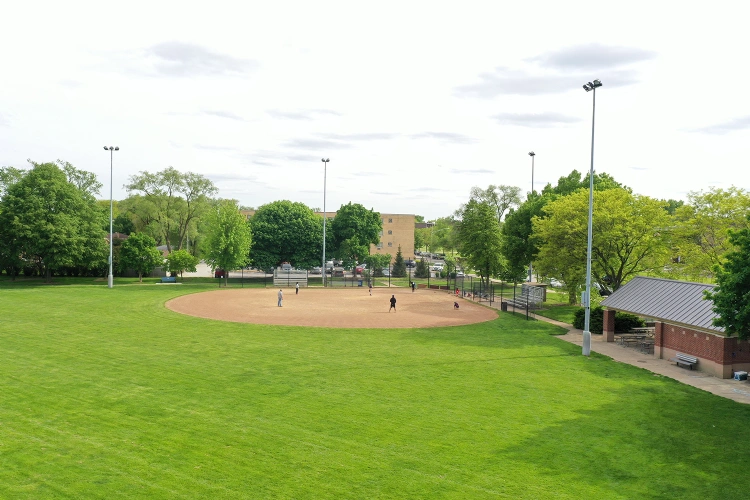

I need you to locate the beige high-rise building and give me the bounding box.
[370,213,415,263]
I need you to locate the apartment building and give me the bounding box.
[371,213,415,262]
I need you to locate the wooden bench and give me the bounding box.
[160,276,177,283]
[670,353,698,370]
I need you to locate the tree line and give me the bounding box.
[419,170,750,311]
[0,161,383,283]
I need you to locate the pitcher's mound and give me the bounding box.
[166,288,497,328]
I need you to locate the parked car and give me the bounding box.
[214,269,226,278]
[549,278,563,288]
[281,262,292,271]
[381,268,391,277]
[355,265,365,274]
[310,267,322,275]
[405,259,416,268]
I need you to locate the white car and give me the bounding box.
[381,268,391,277]
[549,278,563,288]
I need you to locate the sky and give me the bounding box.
[2,1,748,221]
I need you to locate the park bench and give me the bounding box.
[670,353,698,370]
[160,276,177,283]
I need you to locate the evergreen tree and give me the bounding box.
[414,258,429,278]
[392,245,407,277]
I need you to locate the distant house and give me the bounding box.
[601,276,750,379]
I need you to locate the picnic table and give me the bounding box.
[630,327,655,334]
[637,338,655,354]
[614,333,649,345]
[614,331,655,353]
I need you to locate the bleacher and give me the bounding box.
[273,269,308,287]
[503,284,544,311]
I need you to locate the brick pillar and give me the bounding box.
[603,308,616,342]
[654,321,664,359]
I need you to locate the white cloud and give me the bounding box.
[0,1,748,220]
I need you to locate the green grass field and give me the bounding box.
[2,283,750,498]
[535,305,580,325]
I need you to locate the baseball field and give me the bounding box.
[2,282,749,499]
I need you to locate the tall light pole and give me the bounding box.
[321,158,330,287]
[103,146,119,289]
[528,151,535,283]
[582,79,602,356]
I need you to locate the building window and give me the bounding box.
[387,242,393,247]
[387,230,392,235]
[388,218,393,223]
[379,230,383,236]
[377,242,383,249]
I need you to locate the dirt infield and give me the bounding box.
[166,288,498,328]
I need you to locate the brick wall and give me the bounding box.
[658,323,750,364]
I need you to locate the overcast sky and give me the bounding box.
[2,1,748,220]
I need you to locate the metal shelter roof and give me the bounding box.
[600,276,724,333]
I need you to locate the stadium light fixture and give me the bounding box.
[321,158,330,287]
[104,146,119,289]
[582,79,602,356]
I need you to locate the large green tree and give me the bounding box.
[432,216,458,255]
[457,199,504,287]
[202,200,252,286]
[249,200,322,271]
[165,249,200,279]
[533,188,671,302]
[119,232,164,282]
[671,187,750,281]
[414,227,427,252]
[466,184,522,223]
[501,169,632,290]
[330,202,381,267]
[124,167,218,252]
[0,166,24,199]
[541,170,628,197]
[705,214,750,339]
[0,161,107,281]
[501,195,548,285]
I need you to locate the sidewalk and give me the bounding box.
[537,316,750,405]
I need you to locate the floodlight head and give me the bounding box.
[103,146,109,150]
[321,158,329,163]
[114,146,119,151]
[593,79,602,88]
[528,151,535,157]
[583,84,590,91]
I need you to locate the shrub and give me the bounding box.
[573,306,604,333]
[573,306,644,333]
[614,312,645,333]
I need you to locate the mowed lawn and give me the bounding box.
[2,285,750,499]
